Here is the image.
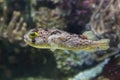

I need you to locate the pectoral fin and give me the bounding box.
[82,31,97,40]
[50,48,56,52]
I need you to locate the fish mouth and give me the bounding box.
[24,38,28,44]
[24,34,32,44]
[24,34,51,49]
[24,38,30,45]
[23,34,39,48]
[24,37,35,48]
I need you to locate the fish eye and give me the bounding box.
[32,39,36,43]
[29,32,39,39]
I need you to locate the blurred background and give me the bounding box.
[0,0,120,80]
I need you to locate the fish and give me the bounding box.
[24,28,110,52]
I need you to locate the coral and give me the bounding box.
[0,0,120,80]
[32,7,66,29]
[0,1,56,80]
[94,53,120,80]
[53,48,119,79]
[69,59,109,80]
[90,0,120,47]
[54,50,103,75]
[0,11,27,43]
[56,0,93,33]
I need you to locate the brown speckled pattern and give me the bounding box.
[24,28,109,51]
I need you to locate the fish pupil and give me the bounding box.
[32,39,36,43]
[31,33,35,36]
[30,32,39,39]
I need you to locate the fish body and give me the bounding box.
[24,28,110,52]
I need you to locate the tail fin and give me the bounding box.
[97,39,110,50]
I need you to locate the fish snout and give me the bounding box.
[24,34,31,42]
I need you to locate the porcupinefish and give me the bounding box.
[24,28,110,52]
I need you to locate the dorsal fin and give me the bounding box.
[82,31,97,40]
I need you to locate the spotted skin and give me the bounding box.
[24,28,110,51]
